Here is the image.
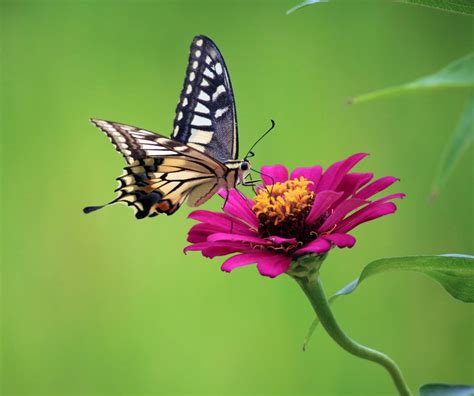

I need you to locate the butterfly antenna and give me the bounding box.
[244,120,276,161]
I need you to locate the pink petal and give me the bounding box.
[187,224,221,243]
[295,238,332,255]
[184,242,249,258]
[323,233,356,248]
[306,191,343,224]
[188,210,254,236]
[290,166,322,192]
[336,172,374,201]
[318,198,368,232]
[208,232,270,245]
[372,192,406,205]
[316,153,368,193]
[222,189,259,228]
[266,236,298,245]
[260,165,288,185]
[256,253,292,278]
[354,176,399,200]
[221,252,269,272]
[336,202,398,233]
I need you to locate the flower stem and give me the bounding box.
[295,275,412,396]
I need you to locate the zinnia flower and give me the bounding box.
[185,153,404,278]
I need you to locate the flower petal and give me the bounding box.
[290,166,322,191]
[354,176,399,200]
[260,165,288,185]
[323,233,356,248]
[336,202,398,233]
[306,191,343,224]
[221,252,268,272]
[295,238,332,255]
[256,253,292,278]
[266,236,298,245]
[187,224,221,243]
[208,232,270,245]
[318,198,368,232]
[184,242,249,258]
[222,189,259,228]
[336,172,373,201]
[316,153,368,193]
[187,210,255,236]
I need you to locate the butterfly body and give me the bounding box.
[85,36,250,219]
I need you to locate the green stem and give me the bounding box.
[295,275,412,396]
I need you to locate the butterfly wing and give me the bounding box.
[172,35,238,163]
[85,119,227,218]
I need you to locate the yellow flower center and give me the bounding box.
[253,177,314,239]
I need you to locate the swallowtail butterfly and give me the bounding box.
[84,35,253,219]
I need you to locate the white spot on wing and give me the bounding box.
[191,115,212,126]
[212,85,226,101]
[203,68,214,78]
[146,149,176,156]
[182,97,188,107]
[192,61,198,69]
[174,125,179,134]
[187,142,205,152]
[177,111,183,120]
[196,39,203,47]
[195,102,210,114]
[195,50,201,58]
[186,84,192,94]
[198,91,210,101]
[201,79,209,87]
[215,107,229,118]
[205,56,212,65]
[189,72,196,81]
[215,63,223,75]
[190,129,213,144]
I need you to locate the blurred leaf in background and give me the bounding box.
[419,383,474,396]
[350,52,474,198]
[287,0,474,16]
[288,0,474,197]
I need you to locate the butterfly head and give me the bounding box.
[238,160,251,182]
[224,160,252,185]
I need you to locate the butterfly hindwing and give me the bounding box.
[172,35,238,163]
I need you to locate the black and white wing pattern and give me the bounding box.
[172,35,238,163]
[85,119,227,218]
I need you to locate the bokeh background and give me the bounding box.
[1,1,473,395]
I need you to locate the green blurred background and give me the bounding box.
[1,1,473,395]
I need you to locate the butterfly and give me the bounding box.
[84,35,258,219]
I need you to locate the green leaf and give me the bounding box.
[419,384,474,396]
[398,0,474,16]
[286,0,327,15]
[303,255,474,351]
[350,52,474,104]
[287,0,474,16]
[431,93,474,198]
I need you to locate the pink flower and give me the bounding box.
[185,153,404,278]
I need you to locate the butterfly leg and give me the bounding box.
[221,188,235,234]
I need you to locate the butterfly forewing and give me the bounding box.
[86,119,228,218]
[172,35,238,163]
